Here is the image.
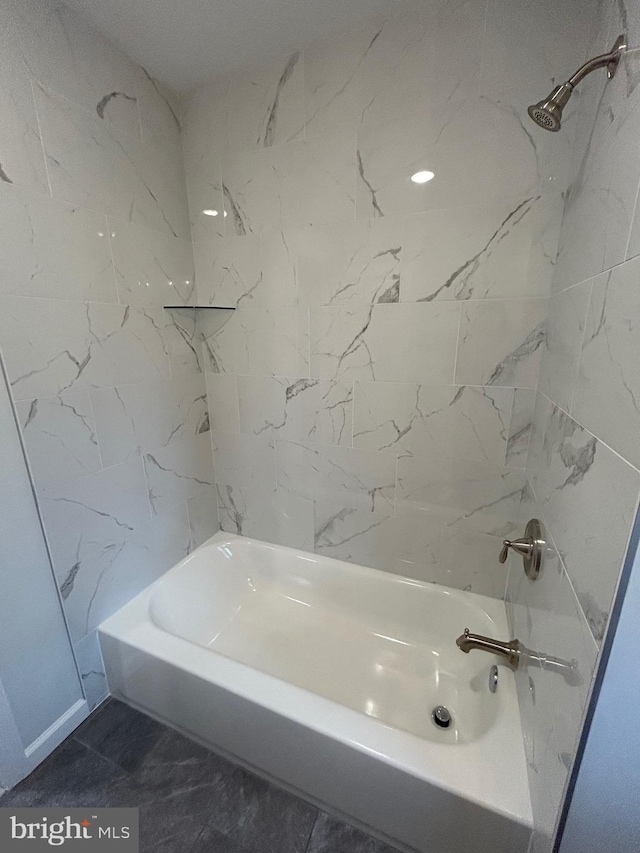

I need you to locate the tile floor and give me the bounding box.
[0,699,402,853]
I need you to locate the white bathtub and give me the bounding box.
[99,532,532,853]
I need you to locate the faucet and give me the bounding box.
[456,629,583,683]
[456,628,522,670]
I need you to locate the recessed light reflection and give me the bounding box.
[411,170,435,184]
[202,209,219,216]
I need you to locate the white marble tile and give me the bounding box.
[310,302,459,383]
[396,452,525,538]
[553,123,610,293]
[314,498,440,575]
[38,458,151,599]
[16,392,102,488]
[90,374,209,469]
[481,0,594,107]
[135,67,182,154]
[353,381,512,466]
[180,81,226,241]
[355,105,493,219]
[113,127,190,240]
[0,27,49,193]
[295,217,403,306]
[276,439,396,512]
[222,132,356,235]
[200,306,309,377]
[303,20,385,139]
[162,307,204,377]
[225,52,304,151]
[483,90,576,201]
[260,230,299,306]
[438,527,507,598]
[0,184,116,302]
[455,298,548,388]
[0,298,171,401]
[217,484,314,551]
[212,432,276,492]
[195,227,301,310]
[304,0,484,137]
[193,233,263,307]
[533,404,640,643]
[10,0,141,138]
[65,503,191,644]
[572,259,640,468]
[187,487,220,550]
[144,432,215,517]
[74,630,108,712]
[506,388,536,469]
[605,0,640,99]
[186,166,226,242]
[205,373,241,436]
[526,392,552,487]
[238,376,353,446]
[601,87,640,273]
[110,219,196,308]
[554,63,640,291]
[35,85,190,238]
[400,195,563,303]
[508,483,599,846]
[180,79,228,166]
[539,280,592,412]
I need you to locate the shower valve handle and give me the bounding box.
[498,519,545,580]
[499,538,533,564]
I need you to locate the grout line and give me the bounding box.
[302,811,319,853]
[70,734,128,777]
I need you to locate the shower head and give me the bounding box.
[528,83,573,132]
[527,35,626,132]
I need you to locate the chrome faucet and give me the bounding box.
[456,628,522,670]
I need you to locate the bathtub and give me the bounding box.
[99,532,532,853]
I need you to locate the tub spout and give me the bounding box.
[456,628,522,670]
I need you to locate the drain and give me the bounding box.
[432,705,452,729]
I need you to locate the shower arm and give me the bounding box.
[567,35,627,89]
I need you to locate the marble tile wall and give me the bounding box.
[506,1,640,850]
[181,0,592,598]
[0,0,219,711]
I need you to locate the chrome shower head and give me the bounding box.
[527,82,573,132]
[527,35,626,132]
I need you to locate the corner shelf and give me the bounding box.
[163,305,236,310]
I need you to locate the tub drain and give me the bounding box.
[432,706,452,729]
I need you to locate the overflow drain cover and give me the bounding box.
[432,706,452,729]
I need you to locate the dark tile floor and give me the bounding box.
[0,699,402,853]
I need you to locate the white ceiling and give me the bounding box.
[62,0,410,92]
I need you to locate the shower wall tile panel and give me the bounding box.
[181,0,593,604]
[0,0,219,690]
[509,1,640,851]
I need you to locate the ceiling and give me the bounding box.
[62,0,410,92]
